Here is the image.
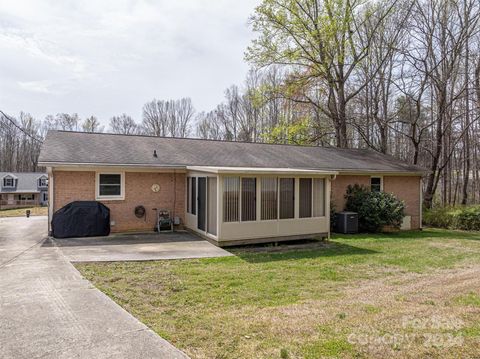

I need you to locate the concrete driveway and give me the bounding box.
[0,216,189,359]
[53,232,233,262]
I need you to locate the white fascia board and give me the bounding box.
[337,170,426,176]
[40,162,187,172]
[186,166,338,176]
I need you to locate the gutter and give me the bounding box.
[38,162,428,176]
[38,161,187,169]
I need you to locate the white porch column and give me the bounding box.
[216,174,223,239]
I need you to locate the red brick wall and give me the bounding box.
[330,175,370,212]
[53,171,185,233]
[331,174,421,229]
[384,176,421,229]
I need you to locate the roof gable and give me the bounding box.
[2,173,18,180]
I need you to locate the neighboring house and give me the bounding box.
[38,131,426,246]
[0,172,49,209]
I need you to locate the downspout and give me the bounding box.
[47,167,54,236]
[173,169,176,229]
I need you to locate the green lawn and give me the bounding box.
[0,206,48,217]
[76,229,480,358]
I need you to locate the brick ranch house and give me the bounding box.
[38,131,426,246]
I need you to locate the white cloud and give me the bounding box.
[18,80,54,94]
[0,0,258,123]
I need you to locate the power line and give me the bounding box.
[0,110,43,143]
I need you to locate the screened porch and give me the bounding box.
[184,167,336,245]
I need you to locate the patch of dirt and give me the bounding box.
[214,265,480,359]
[231,239,330,253]
[342,265,480,305]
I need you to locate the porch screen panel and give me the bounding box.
[207,177,217,235]
[279,178,295,219]
[223,177,239,222]
[299,178,312,218]
[191,177,196,215]
[241,178,256,221]
[187,177,191,213]
[313,178,325,217]
[261,177,277,220]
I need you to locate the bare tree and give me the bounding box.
[142,98,194,137]
[82,116,104,133]
[109,114,139,135]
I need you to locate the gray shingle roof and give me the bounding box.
[0,172,47,193]
[38,131,427,174]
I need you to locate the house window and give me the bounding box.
[279,178,295,219]
[19,194,34,201]
[191,177,196,215]
[42,192,48,202]
[3,177,14,187]
[241,177,256,221]
[96,173,124,200]
[299,178,312,218]
[261,177,277,220]
[371,177,382,192]
[38,177,48,187]
[312,178,325,217]
[223,176,239,222]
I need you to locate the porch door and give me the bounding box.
[197,177,207,231]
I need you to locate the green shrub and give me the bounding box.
[424,206,480,231]
[344,184,405,233]
[453,206,480,230]
[330,202,337,231]
[422,206,454,228]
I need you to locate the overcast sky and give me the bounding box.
[0,0,258,125]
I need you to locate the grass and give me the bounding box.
[76,229,480,358]
[0,206,48,217]
[454,292,480,307]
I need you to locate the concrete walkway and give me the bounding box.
[53,231,233,262]
[0,216,189,359]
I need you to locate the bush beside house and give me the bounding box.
[423,206,480,231]
[344,184,405,233]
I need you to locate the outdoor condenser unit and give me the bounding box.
[335,211,359,234]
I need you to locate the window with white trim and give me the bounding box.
[370,177,382,192]
[19,194,34,201]
[38,177,48,187]
[97,173,124,199]
[3,177,14,188]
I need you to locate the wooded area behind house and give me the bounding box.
[1,0,479,208]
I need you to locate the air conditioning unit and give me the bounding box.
[335,212,358,234]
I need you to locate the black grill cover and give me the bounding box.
[52,201,110,238]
